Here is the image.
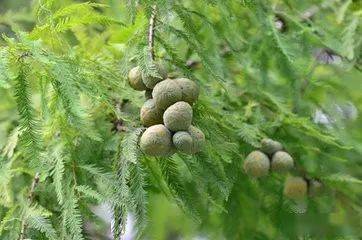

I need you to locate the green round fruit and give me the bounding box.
[142,63,167,89]
[188,125,205,154]
[173,131,193,154]
[283,176,307,200]
[152,79,182,110]
[271,151,294,172]
[163,101,193,132]
[140,99,163,127]
[260,138,283,155]
[175,78,200,105]
[140,124,172,156]
[128,66,147,91]
[243,150,270,177]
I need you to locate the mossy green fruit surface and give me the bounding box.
[163,101,192,132]
[173,131,193,154]
[152,79,182,110]
[175,78,199,105]
[128,66,147,91]
[142,63,167,89]
[243,150,270,177]
[271,151,294,172]
[283,176,307,200]
[188,125,205,154]
[140,124,172,156]
[140,99,163,127]
[260,138,283,155]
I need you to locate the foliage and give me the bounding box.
[0,0,361,239]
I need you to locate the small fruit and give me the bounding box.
[163,101,193,132]
[140,124,172,156]
[128,66,147,91]
[175,78,200,105]
[271,151,294,172]
[173,131,193,154]
[142,63,167,89]
[243,150,270,177]
[188,125,205,153]
[283,176,307,200]
[140,99,163,127]
[260,138,283,155]
[152,79,182,110]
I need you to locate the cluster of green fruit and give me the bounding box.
[128,65,205,157]
[243,139,322,200]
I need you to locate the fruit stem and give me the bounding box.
[148,4,157,61]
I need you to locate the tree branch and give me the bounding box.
[148,5,157,60]
[19,172,40,240]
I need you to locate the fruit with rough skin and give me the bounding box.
[142,63,167,89]
[260,138,283,155]
[140,99,163,127]
[271,151,294,172]
[152,79,182,110]
[140,124,172,156]
[175,78,200,105]
[128,66,147,91]
[243,150,270,177]
[188,126,205,154]
[283,176,307,200]
[173,131,193,154]
[163,101,192,132]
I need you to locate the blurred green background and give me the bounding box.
[0,0,361,239]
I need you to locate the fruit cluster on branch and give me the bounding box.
[243,138,322,200]
[128,64,205,156]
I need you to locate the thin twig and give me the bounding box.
[148,5,157,60]
[19,172,40,240]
